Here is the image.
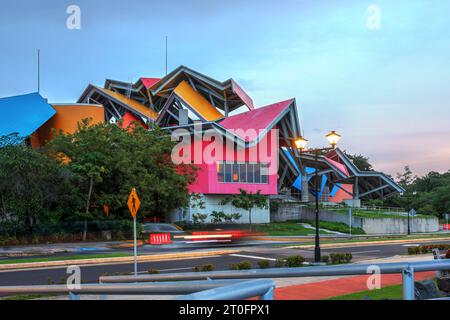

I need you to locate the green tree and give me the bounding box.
[220,189,268,231]
[0,134,81,235]
[48,120,197,227]
[345,152,373,171]
[396,165,416,189]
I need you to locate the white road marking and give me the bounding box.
[402,244,420,247]
[230,254,276,261]
[351,250,381,254]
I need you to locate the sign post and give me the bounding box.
[127,188,141,277]
[408,209,416,235]
[349,207,352,238]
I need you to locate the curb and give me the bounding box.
[0,250,240,271]
[285,237,450,250]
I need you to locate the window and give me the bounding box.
[233,164,239,182]
[261,163,269,183]
[239,164,246,182]
[254,164,261,183]
[217,163,224,182]
[217,162,269,184]
[224,163,232,182]
[247,164,255,183]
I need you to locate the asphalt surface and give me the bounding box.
[1,238,450,291]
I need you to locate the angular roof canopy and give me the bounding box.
[173,80,224,122]
[218,99,294,142]
[140,78,161,89]
[0,92,56,138]
[78,85,158,121]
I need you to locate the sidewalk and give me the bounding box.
[274,271,435,300]
[274,254,437,299]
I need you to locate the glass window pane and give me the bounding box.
[224,163,232,182]
[261,163,269,183]
[239,164,246,182]
[217,163,224,182]
[247,164,255,183]
[254,164,261,183]
[233,163,239,182]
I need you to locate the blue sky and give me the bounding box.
[1,0,449,176]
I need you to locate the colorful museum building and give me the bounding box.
[0,66,404,223]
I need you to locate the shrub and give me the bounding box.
[147,269,160,274]
[321,255,330,264]
[192,213,208,224]
[229,261,252,270]
[329,253,353,264]
[229,263,239,270]
[210,211,226,223]
[257,260,271,269]
[408,247,420,255]
[224,213,242,223]
[275,258,286,268]
[193,264,215,272]
[237,260,252,270]
[408,244,450,255]
[285,255,305,267]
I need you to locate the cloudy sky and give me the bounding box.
[1,0,449,176]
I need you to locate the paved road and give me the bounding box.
[1,238,449,291]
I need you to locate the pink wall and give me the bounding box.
[188,130,278,195]
[329,184,353,203]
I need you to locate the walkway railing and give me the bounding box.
[100,260,450,300]
[0,260,449,300]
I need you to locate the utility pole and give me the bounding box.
[37,49,40,93]
[165,36,168,76]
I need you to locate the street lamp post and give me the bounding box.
[295,131,342,263]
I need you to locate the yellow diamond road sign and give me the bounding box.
[127,188,141,219]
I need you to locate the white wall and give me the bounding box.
[167,194,270,224]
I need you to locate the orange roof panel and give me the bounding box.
[173,80,223,121]
[96,86,158,120]
[31,104,104,148]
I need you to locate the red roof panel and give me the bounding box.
[231,80,254,110]
[219,99,294,142]
[140,78,161,89]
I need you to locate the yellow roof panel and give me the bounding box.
[96,86,158,120]
[174,80,223,121]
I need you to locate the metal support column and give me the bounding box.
[402,265,415,300]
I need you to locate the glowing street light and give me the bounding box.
[294,130,342,263]
[326,130,341,149]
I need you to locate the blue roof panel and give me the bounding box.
[0,92,56,137]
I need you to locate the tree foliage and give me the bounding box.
[220,189,268,230]
[344,152,373,171]
[384,167,450,218]
[0,121,197,242]
[47,120,197,221]
[0,134,81,233]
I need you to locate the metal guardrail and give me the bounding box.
[177,279,275,300]
[0,279,244,300]
[100,260,450,300]
[0,260,449,300]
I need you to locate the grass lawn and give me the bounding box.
[0,253,133,265]
[253,222,334,236]
[328,208,432,219]
[327,284,403,300]
[275,233,450,247]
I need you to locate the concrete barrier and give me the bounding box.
[271,203,439,234]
